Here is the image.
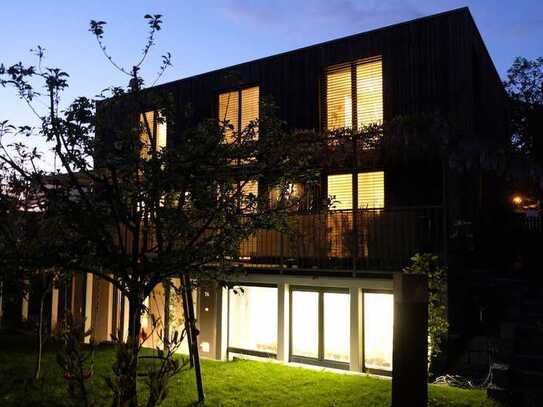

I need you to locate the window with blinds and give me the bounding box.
[357,59,383,128]
[325,57,383,131]
[326,67,352,130]
[358,171,385,209]
[327,174,353,210]
[140,111,167,160]
[218,86,259,143]
[327,171,384,210]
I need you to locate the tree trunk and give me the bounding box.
[181,284,194,368]
[126,293,143,407]
[33,290,47,380]
[181,274,204,402]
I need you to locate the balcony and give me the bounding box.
[238,206,444,271]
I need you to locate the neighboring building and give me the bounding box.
[49,7,508,375]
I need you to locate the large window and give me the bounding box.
[290,288,350,366]
[219,86,259,143]
[326,57,383,130]
[327,171,385,210]
[140,111,167,160]
[228,285,277,354]
[364,292,393,371]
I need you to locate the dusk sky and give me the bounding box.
[1,0,542,164]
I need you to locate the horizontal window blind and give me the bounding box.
[241,86,259,139]
[326,67,352,130]
[357,59,383,127]
[358,171,385,209]
[219,90,239,143]
[327,174,353,210]
[140,111,167,160]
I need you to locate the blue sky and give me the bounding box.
[1,0,542,163]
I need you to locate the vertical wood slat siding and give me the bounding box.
[139,8,505,209]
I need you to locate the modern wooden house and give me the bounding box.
[41,7,508,375]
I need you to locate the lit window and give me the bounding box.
[291,288,350,364]
[219,86,259,143]
[228,286,278,354]
[327,174,353,210]
[140,111,167,159]
[324,292,350,362]
[291,290,319,358]
[327,67,352,130]
[326,57,383,131]
[327,171,385,210]
[364,292,393,371]
[358,171,385,209]
[356,59,383,128]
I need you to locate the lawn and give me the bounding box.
[0,332,499,406]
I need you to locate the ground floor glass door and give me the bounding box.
[290,287,350,368]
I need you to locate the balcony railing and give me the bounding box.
[238,206,444,271]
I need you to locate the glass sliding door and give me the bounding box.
[228,285,278,355]
[363,292,393,371]
[291,290,319,358]
[323,292,350,362]
[290,288,350,368]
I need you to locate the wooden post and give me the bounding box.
[392,272,428,407]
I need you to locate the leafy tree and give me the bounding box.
[0,14,320,406]
[504,57,543,159]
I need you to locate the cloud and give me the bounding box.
[222,0,423,31]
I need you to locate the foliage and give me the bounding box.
[503,56,543,157]
[56,312,95,407]
[403,253,449,365]
[0,12,321,406]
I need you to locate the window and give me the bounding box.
[290,288,350,367]
[228,285,278,354]
[140,111,167,159]
[364,292,393,371]
[327,171,385,210]
[326,57,383,131]
[218,86,259,143]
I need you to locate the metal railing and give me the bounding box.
[238,206,444,271]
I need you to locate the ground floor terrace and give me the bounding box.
[46,271,395,375]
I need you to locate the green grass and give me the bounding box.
[0,333,499,406]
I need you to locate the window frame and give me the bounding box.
[217,85,260,143]
[226,282,279,359]
[289,286,351,370]
[323,56,383,131]
[361,288,394,376]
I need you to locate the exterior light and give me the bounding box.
[513,196,523,205]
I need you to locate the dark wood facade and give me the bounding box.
[100,7,508,272]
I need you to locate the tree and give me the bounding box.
[504,57,543,160]
[0,14,320,406]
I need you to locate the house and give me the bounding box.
[46,7,508,375]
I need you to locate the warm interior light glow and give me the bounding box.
[513,196,523,205]
[364,292,393,371]
[358,171,385,209]
[327,67,352,130]
[291,291,319,358]
[228,286,278,353]
[327,174,353,210]
[327,171,385,210]
[323,292,350,362]
[140,111,167,159]
[357,59,383,127]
